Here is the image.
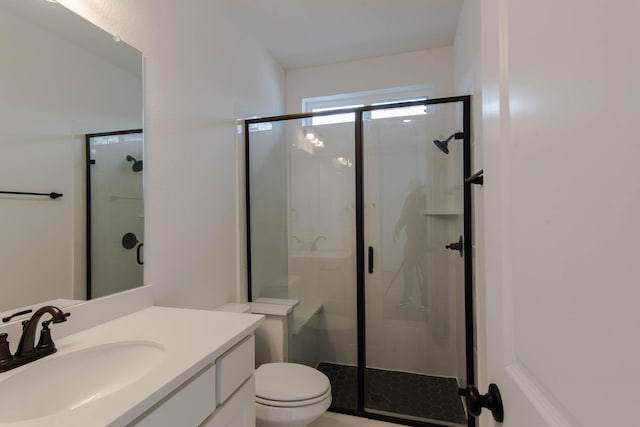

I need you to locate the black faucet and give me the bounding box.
[0,305,69,373]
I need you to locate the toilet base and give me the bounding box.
[255,395,331,427]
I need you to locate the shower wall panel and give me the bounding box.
[247,122,289,300]
[287,120,357,367]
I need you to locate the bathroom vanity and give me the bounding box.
[0,303,263,427]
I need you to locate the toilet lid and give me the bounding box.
[255,363,331,402]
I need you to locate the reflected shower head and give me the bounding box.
[432,134,455,155]
[126,155,143,172]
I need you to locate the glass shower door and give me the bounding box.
[362,100,469,425]
[246,115,359,411]
[246,97,473,426]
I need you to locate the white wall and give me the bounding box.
[0,5,142,312]
[286,47,454,114]
[58,0,285,309]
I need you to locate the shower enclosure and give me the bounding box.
[246,96,473,427]
[86,129,144,299]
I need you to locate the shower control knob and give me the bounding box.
[122,232,139,249]
[458,383,504,422]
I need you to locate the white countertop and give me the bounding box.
[0,306,264,427]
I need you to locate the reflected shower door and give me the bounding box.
[87,130,144,299]
[362,101,469,425]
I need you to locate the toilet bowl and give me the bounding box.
[215,303,332,427]
[255,363,331,427]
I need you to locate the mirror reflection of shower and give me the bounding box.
[87,129,144,299]
[126,155,143,172]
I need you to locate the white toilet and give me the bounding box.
[255,362,331,427]
[216,301,332,427]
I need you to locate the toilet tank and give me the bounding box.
[216,299,299,367]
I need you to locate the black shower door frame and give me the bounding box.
[85,128,143,300]
[245,95,474,427]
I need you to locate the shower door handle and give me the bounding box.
[136,243,144,265]
[368,246,374,274]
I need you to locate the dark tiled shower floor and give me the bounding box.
[318,362,467,426]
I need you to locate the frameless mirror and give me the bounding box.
[0,0,143,316]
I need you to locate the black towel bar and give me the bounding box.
[0,191,63,199]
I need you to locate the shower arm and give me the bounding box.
[443,132,465,143]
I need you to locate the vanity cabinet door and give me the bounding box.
[201,375,256,427]
[129,364,216,427]
[216,335,255,405]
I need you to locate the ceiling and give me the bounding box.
[1,0,142,78]
[4,0,462,74]
[224,0,465,69]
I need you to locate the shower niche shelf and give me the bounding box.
[424,209,461,216]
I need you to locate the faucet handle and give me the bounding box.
[35,314,68,351]
[0,333,12,365]
[36,321,55,351]
[56,312,71,323]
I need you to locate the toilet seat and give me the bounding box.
[255,363,331,407]
[256,388,331,407]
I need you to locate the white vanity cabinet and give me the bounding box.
[0,305,263,427]
[131,335,257,427]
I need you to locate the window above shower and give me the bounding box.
[302,84,435,126]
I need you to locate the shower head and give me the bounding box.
[126,155,143,172]
[433,132,464,155]
[432,134,455,155]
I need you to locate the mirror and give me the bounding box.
[0,0,143,316]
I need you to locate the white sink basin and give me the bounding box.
[0,340,165,423]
